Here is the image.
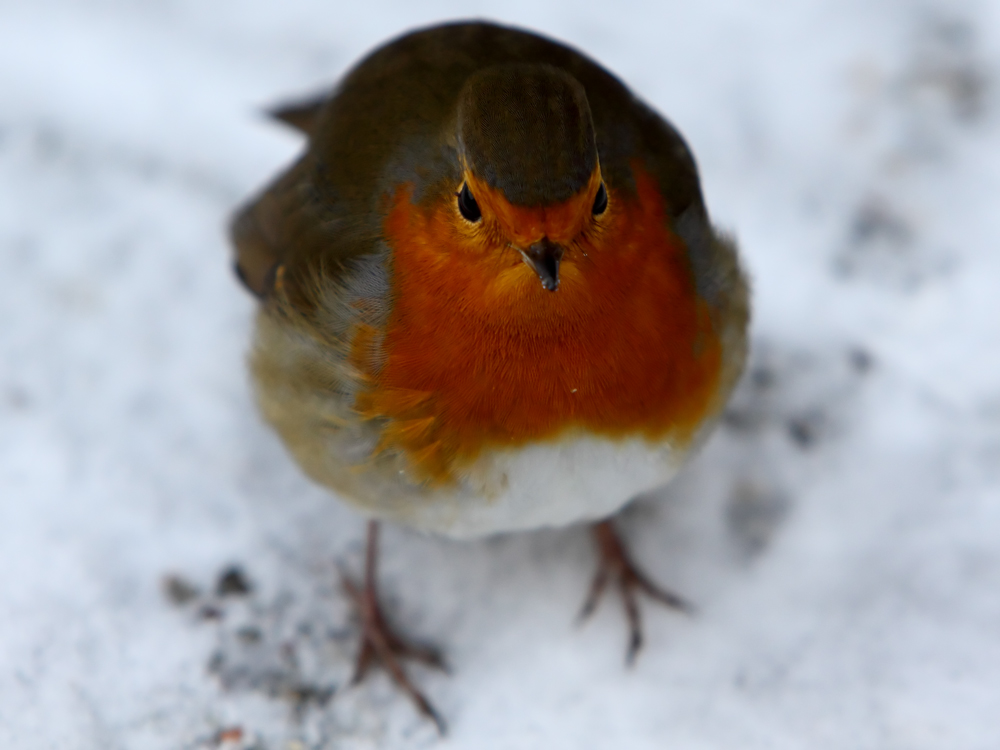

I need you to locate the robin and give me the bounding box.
[231,21,749,732]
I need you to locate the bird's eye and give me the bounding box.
[592,182,608,215]
[457,183,481,222]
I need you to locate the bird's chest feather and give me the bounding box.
[351,167,723,486]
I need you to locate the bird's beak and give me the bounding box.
[518,238,564,292]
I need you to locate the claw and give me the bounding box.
[580,520,692,664]
[577,564,609,622]
[342,522,447,734]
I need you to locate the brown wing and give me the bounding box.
[230,162,296,299]
[231,94,332,298]
[230,201,280,299]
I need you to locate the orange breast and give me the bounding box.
[352,165,722,484]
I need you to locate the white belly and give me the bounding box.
[338,434,691,539]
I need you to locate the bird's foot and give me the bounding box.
[579,519,692,664]
[341,522,447,734]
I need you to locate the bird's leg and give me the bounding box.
[579,519,692,665]
[340,520,447,734]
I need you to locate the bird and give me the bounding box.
[230,20,749,732]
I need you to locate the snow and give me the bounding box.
[2,0,999,747]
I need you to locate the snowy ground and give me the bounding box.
[2,0,1000,747]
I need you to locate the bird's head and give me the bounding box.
[451,64,608,292]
